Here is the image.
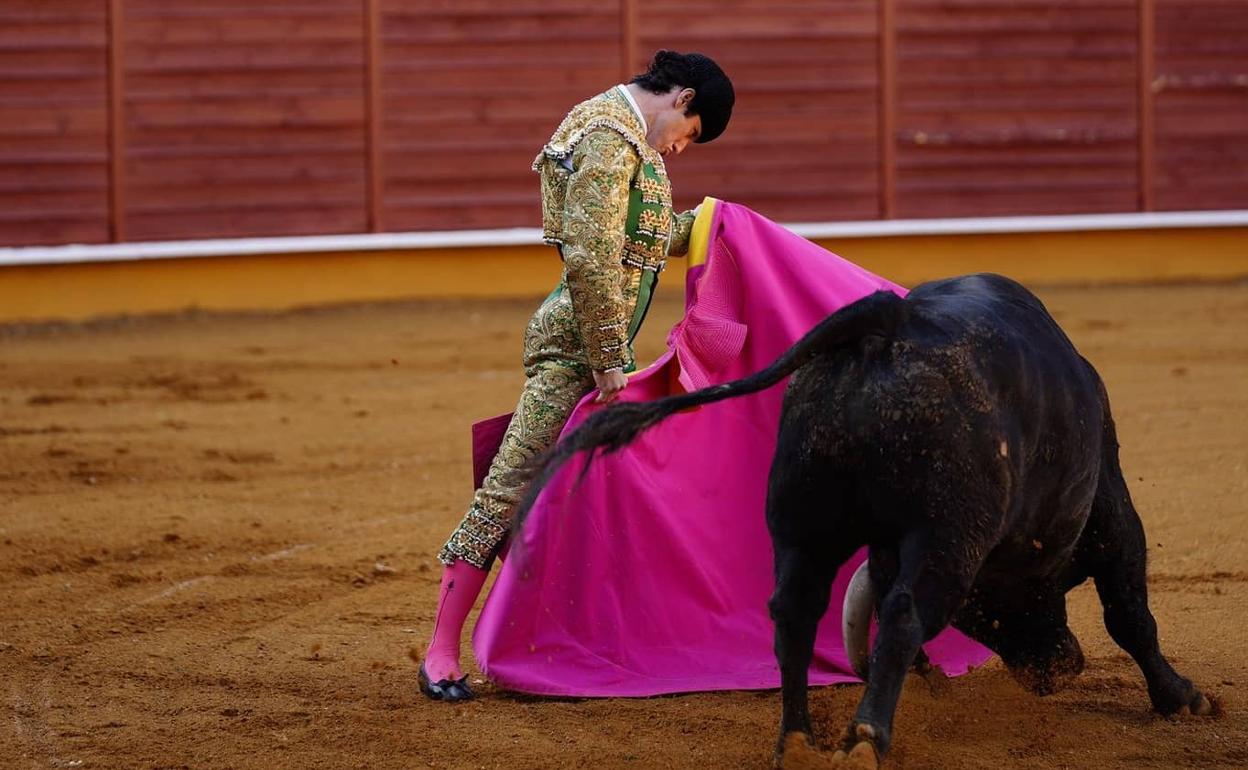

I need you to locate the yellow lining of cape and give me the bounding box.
[686,197,719,268]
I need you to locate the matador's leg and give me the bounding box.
[438,358,594,568]
[422,281,594,698]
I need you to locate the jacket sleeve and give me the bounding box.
[666,208,698,257]
[560,129,639,371]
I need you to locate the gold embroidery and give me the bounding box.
[637,176,667,206]
[438,349,594,568]
[440,90,697,568]
[636,208,665,237]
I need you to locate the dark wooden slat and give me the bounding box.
[1138,0,1156,210]
[365,0,383,232]
[880,0,897,218]
[108,0,125,241]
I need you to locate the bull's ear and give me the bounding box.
[843,560,875,681]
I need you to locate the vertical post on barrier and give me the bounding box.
[106,0,126,242]
[1138,0,1156,212]
[621,0,638,83]
[365,0,385,232]
[878,0,897,220]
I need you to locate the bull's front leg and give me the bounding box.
[1082,407,1214,717]
[1085,494,1213,714]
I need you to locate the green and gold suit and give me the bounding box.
[439,86,697,568]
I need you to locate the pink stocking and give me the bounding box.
[422,560,489,682]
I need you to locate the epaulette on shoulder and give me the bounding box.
[533,92,661,171]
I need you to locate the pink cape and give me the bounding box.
[472,201,993,696]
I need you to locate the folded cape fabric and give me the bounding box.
[472,200,993,696]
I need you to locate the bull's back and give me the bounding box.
[813,274,1105,558]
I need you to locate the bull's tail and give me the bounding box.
[511,289,906,534]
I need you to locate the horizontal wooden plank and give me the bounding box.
[0,20,107,49]
[0,1,104,19]
[124,126,363,153]
[125,16,362,45]
[383,0,619,13]
[124,43,364,72]
[0,48,106,73]
[125,154,364,183]
[124,208,367,242]
[0,187,110,217]
[0,219,109,247]
[0,162,108,190]
[125,70,363,98]
[899,146,1139,169]
[125,95,364,127]
[126,182,366,212]
[126,1,362,18]
[898,189,1139,219]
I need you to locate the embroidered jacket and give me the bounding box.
[533,87,696,371]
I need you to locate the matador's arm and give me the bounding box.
[560,129,639,372]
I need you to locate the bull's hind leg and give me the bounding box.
[765,426,864,765]
[1080,405,1212,716]
[770,540,850,756]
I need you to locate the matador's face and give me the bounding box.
[647,87,703,159]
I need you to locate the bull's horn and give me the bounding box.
[842,560,874,681]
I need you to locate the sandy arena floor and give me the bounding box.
[1,280,1245,769]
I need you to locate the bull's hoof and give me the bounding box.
[1171,690,1218,718]
[1153,680,1220,719]
[830,743,879,769]
[829,724,880,769]
[775,729,879,770]
[776,731,825,770]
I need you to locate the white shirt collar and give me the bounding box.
[616,84,648,135]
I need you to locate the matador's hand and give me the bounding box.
[592,368,628,404]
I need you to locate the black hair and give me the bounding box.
[630,50,734,143]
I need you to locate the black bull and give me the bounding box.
[512,273,1213,766]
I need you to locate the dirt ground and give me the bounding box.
[1,279,1245,770]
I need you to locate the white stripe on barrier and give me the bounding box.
[2,210,1246,267]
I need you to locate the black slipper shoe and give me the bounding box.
[418,663,475,702]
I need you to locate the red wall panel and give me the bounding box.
[0,0,110,246]
[2,1,1247,248]
[1155,0,1248,211]
[641,0,881,223]
[121,0,368,241]
[895,0,1141,218]
[378,0,622,231]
